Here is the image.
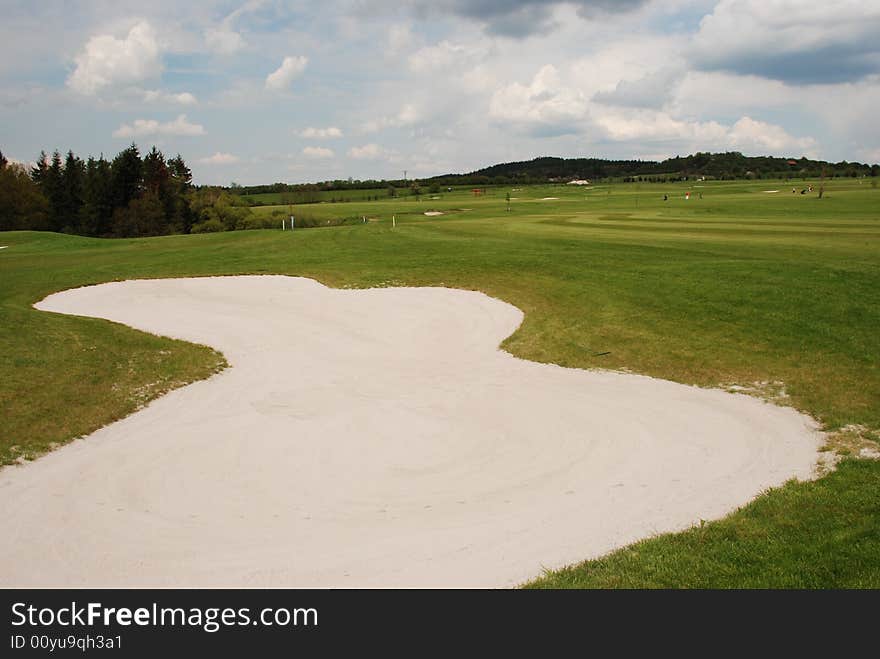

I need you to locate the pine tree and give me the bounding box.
[79,156,113,236]
[167,154,194,232]
[94,156,114,236]
[31,151,48,185]
[168,154,192,186]
[111,143,142,211]
[142,146,169,194]
[43,151,66,231]
[143,146,174,233]
[62,150,85,232]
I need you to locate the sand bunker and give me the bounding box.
[0,276,821,587]
[423,211,444,216]
[540,197,560,200]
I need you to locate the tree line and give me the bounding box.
[4,146,879,236]
[441,152,879,186]
[224,151,880,205]
[0,144,269,236]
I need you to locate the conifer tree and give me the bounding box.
[43,151,66,231]
[110,143,142,211]
[62,150,85,232]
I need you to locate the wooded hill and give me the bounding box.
[432,152,879,186]
[227,151,879,198]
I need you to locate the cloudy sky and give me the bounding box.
[1,1,878,184]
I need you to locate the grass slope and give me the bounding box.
[2,178,878,586]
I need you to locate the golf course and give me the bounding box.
[2,178,879,587]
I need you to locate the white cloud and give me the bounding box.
[386,24,414,56]
[408,41,480,73]
[198,152,239,165]
[593,67,683,109]
[593,109,816,156]
[112,114,205,138]
[568,34,684,99]
[461,65,497,94]
[728,116,817,154]
[300,126,343,139]
[363,104,422,133]
[489,65,588,134]
[361,119,382,133]
[670,71,792,117]
[691,0,880,83]
[204,0,265,54]
[266,56,308,91]
[302,146,335,159]
[205,27,245,55]
[594,111,727,142]
[397,104,420,125]
[142,89,197,105]
[348,143,383,159]
[67,22,162,95]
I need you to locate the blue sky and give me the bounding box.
[1,0,878,185]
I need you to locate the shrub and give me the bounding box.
[190,218,225,233]
[235,214,281,230]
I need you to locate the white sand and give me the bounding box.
[423,211,444,216]
[540,197,560,200]
[0,246,8,249]
[0,276,821,587]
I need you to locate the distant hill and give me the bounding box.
[431,152,879,185]
[228,151,879,198]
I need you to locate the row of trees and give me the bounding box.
[0,144,282,236]
[36,145,194,236]
[223,152,879,205]
[1,145,201,236]
[5,146,879,236]
[230,178,392,196]
[433,152,880,186]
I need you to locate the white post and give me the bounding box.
[290,215,295,231]
[281,219,284,230]
[392,215,396,228]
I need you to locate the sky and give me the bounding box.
[1,0,879,185]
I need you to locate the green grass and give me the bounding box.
[2,177,879,586]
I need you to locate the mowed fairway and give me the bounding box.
[1,178,879,586]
